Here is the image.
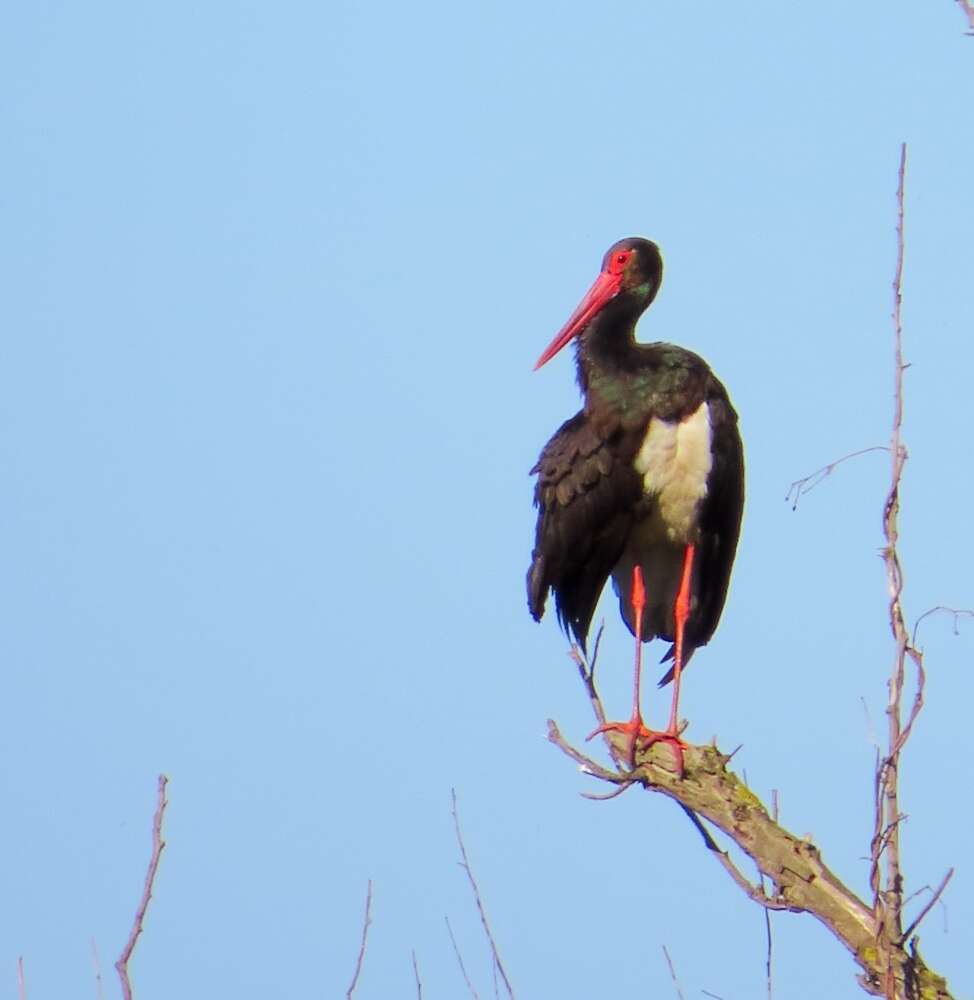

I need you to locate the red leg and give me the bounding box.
[629,564,647,729]
[635,543,696,776]
[667,543,695,735]
[589,565,680,770]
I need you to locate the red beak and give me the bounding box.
[533,269,623,370]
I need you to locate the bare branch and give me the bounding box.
[870,145,915,998]
[785,446,888,510]
[953,0,974,34]
[763,785,778,1000]
[550,721,953,996]
[568,623,610,734]
[450,790,515,1000]
[680,801,792,912]
[115,774,169,1000]
[411,949,423,1000]
[445,916,480,1000]
[661,945,686,1000]
[901,868,954,943]
[91,939,105,1000]
[17,956,25,1000]
[345,879,373,999]
[912,606,974,645]
[547,719,632,785]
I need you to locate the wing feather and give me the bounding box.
[527,411,644,650]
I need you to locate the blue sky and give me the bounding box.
[2,2,973,997]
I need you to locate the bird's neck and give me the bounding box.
[574,313,644,415]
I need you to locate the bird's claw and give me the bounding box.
[588,720,687,777]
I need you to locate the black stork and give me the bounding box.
[527,237,744,773]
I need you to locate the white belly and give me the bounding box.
[632,402,713,542]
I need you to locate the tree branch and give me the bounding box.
[115,774,169,1000]
[953,0,974,34]
[445,916,480,1000]
[901,868,954,944]
[451,790,515,1000]
[412,948,424,999]
[346,879,373,999]
[547,725,952,998]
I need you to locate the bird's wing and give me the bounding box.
[527,410,645,650]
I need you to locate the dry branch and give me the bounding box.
[445,916,480,1000]
[547,726,951,998]
[346,880,373,999]
[451,790,515,999]
[954,0,974,34]
[91,938,106,1000]
[412,949,423,999]
[115,774,169,1000]
[661,944,686,1000]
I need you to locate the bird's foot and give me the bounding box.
[588,719,687,777]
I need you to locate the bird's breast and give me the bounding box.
[632,401,713,542]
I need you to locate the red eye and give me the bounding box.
[607,249,630,275]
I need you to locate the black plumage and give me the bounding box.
[527,238,744,688]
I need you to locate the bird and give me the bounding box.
[527,237,744,773]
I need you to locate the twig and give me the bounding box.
[115,774,169,1000]
[16,957,25,1000]
[661,945,686,1000]
[546,720,632,785]
[901,868,954,943]
[445,916,480,1000]
[411,949,423,999]
[954,0,974,34]
[872,145,911,977]
[451,790,515,1000]
[743,766,776,999]
[763,788,778,1000]
[912,606,974,645]
[91,939,105,1000]
[785,446,888,510]
[568,622,609,734]
[346,880,373,999]
[677,804,790,912]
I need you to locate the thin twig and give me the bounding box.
[445,916,480,1000]
[580,783,635,801]
[569,621,609,734]
[346,880,373,999]
[91,939,105,1000]
[763,791,777,1000]
[870,141,918,1000]
[901,868,954,943]
[785,446,888,510]
[743,766,777,1000]
[17,957,25,1000]
[912,606,974,645]
[115,774,169,1000]
[953,0,974,34]
[546,720,631,785]
[661,945,686,1000]
[411,949,423,1000]
[451,790,515,1000]
[677,805,791,912]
